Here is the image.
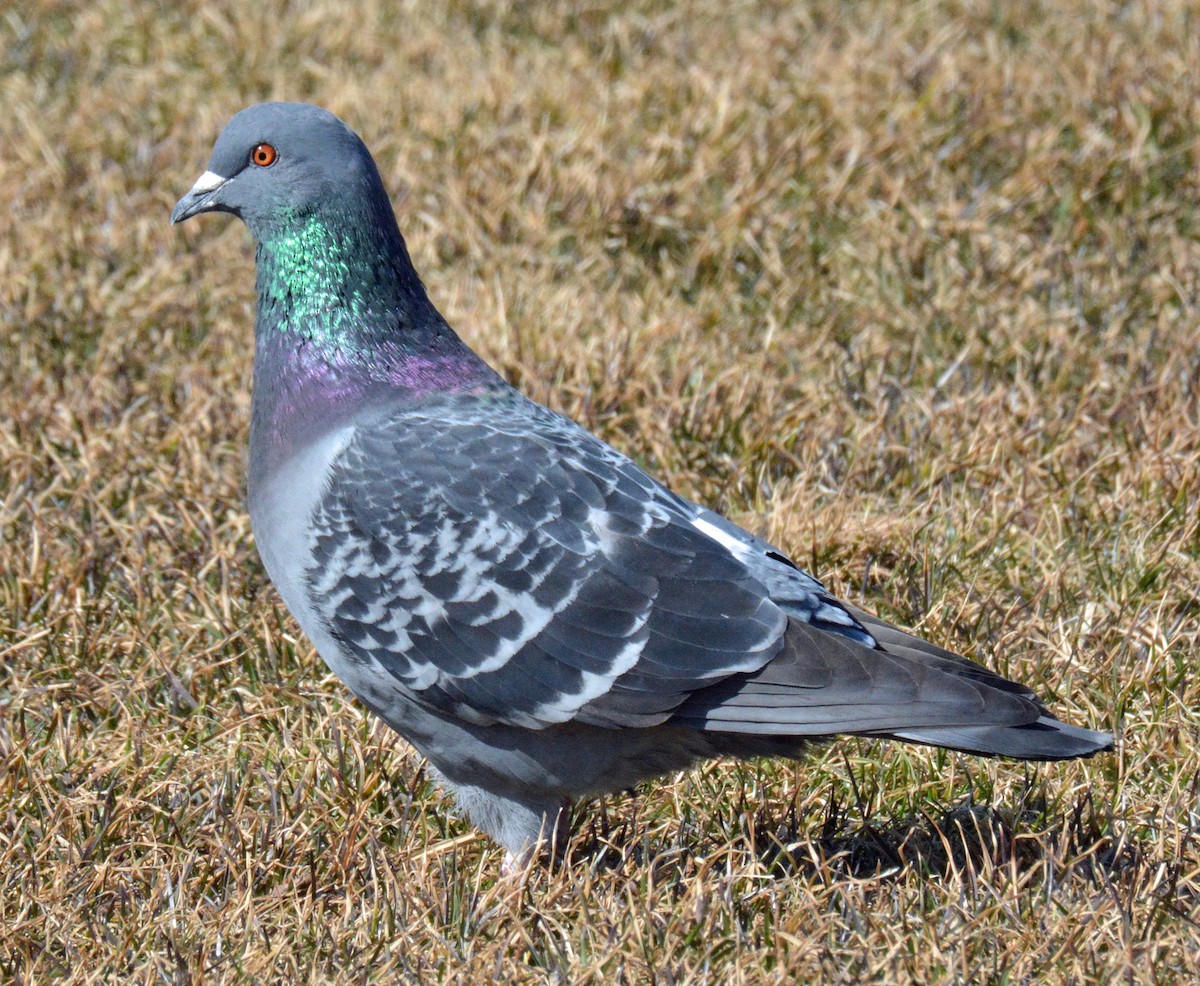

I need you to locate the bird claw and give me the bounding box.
[500,846,535,877]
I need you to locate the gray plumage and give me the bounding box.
[172,102,1112,868]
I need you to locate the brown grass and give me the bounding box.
[2,0,1198,982]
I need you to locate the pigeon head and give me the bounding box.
[171,102,394,242]
[171,101,442,353]
[171,102,501,459]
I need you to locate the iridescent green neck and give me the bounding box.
[254,210,428,354]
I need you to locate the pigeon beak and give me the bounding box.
[170,170,230,224]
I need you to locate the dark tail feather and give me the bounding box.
[673,606,1113,762]
[888,716,1113,761]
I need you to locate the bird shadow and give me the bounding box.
[558,784,1140,893]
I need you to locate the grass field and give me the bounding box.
[2,0,1198,982]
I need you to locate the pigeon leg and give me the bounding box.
[498,798,572,875]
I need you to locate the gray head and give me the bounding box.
[171,102,396,242]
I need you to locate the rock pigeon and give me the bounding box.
[171,102,1113,870]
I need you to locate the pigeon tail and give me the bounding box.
[887,717,1113,761]
[670,614,1113,758]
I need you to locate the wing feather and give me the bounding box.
[306,396,792,727]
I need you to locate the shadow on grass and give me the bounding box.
[566,788,1144,892]
[760,792,1139,884]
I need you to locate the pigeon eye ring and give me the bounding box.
[250,142,277,167]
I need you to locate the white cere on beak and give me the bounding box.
[191,170,228,193]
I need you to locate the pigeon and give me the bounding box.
[171,102,1113,870]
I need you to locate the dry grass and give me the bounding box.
[2,0,1198,981]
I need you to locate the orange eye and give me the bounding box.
[251,142,277,167]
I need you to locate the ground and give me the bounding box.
[1,0,1197,982]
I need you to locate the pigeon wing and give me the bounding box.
[305,394,791,729]
[305,394,1050,737]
